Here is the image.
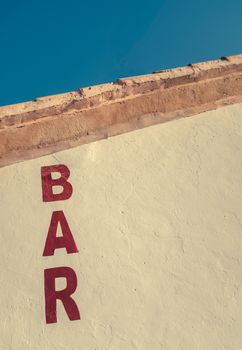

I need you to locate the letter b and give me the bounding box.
[41,164,73,202]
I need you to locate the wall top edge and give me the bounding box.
[1,54,242,122]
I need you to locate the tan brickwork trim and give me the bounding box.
[0,54,242,167]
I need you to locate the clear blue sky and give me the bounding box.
[1,0,242,106]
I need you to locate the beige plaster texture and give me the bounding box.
[0,101,242,349]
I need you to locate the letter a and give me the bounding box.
[44,267,81,324]
[43,211,78,256]
[41,164,73,202]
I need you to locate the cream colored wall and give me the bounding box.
[1,102,242,350]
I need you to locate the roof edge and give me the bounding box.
[1,54,242,167]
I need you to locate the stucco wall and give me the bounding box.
[1,102,242,349]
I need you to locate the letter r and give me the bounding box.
[44,267,81,324]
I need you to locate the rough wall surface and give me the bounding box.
[1,54,242,168]
[0,102,242,349]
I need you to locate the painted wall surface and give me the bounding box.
[1,102,242,349]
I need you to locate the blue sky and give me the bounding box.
[1,0,242,106]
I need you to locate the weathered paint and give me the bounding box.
[0,102,242,349]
